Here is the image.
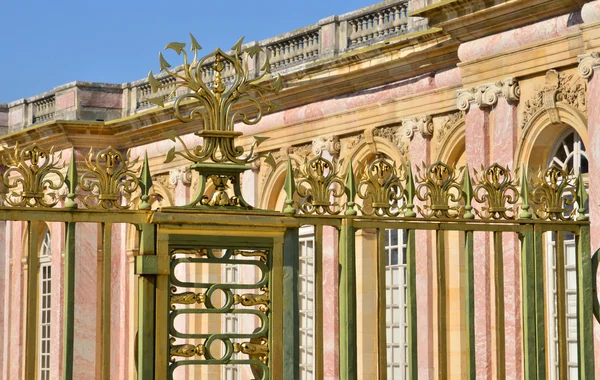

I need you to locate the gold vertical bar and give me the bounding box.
[376,228,387,380]
[271,234,285,379]
[493,231,506,379]
[154,232,170,378]
[555,232,567,380]
[25,222,40,380]
[100,223,112,380]
[315,225,324,380]
[436,230,447,380]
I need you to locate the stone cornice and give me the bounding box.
[410,0,587,43]
[456,78,519,111]
[578,52,600,80]
[403,115,433,140]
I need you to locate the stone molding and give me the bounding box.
[403,115,434,140]
[312,135,341,157]
[456,78,520,111]
[578,52,600,80]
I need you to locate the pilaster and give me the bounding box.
[406,116,434,379]
[311,135,340,380]
[578,53,600,379]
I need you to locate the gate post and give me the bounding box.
[283,227,300,380]
[339,218,357,380]
[577,224,595,379]
[135,223,156,380]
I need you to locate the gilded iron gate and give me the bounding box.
[0,34,598,380]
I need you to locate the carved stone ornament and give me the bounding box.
[373,125,401,145]
[345,133,365,151]
[312,135,341,157]
[457,78,520,111]
[403,115,434,140]
[437,111,465,142]
[521,69,586,129]
[578,52,600,80]
[168,167,192,186]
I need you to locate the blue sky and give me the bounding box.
[0,0,376,103]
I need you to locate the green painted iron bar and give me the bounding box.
[283,228,300,380]
[533,225,546,379]
[315,225,324,380]
[576,225,595,379]
[435,230,447,380]
[464,230,476,380]
[154,234,170,378]
[376,229,388,380]
[100,223,112,380]
[137,224,156,380]
[271,234,285,379]
[406,229,418,380]
[493,231,506,380]
[0,208,149,223]
[519,229,537,380]
[339,218,357,380]
[24,221,40,380]
[353,220,534,233]
[63,222,76,380]
[555,232,568,380]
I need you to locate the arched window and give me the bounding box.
[39,230,52,380]
[545,128,587,380]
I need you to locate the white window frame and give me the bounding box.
[385,228,407,380]
[298,226,315,380]
[38,230,52,380]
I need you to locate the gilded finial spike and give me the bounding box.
[462,165,474,219]
[519,164,532,219]
[189,34,202,51]
[64,148,78,210]
[345,162,357,216]
[159,52,171,71]
[138,151,153,210]
[404,164,416,217]
[576,171,589,221]
[283,157,296,214]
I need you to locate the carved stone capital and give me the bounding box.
[312,135,341,157]
[457,78,520,111]
[169,167,192,186]
[403,115,433,140]
[578,52,600,80]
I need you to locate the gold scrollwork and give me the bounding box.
[232,249,268,263]
[149,35,280,165]
[415,161,463,218]
[233,336,269,364]
[357,156,404,217]
[473,164,519,220]
[170,286,205,310]
[200,175,239,206]
[0,144,65,207]
[234,286,269,312]
[170,248,209,258]
[169,338,205,362]
[295,155,345,215]
[530,165,576,220]
[80,147,139,209]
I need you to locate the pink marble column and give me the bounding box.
[9,221,25,380]
[74,223,98,380]
[465,106,492,380]
[492,98,521,380]
[584,68,600,378]
[322,225,339,380]
[409,132,434,379]
[0,221,7,379]
[111,223,128,379]
[50,222,65,379]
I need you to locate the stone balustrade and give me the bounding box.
[347,3,409,48]
[2,0,417,131]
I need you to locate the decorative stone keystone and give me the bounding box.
[403,115,434,140]
[169,167,192,186]
[312,135,341,157]
[457,78,520,111]
[578,52,600,80]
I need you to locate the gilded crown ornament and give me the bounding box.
[148,35,281,208]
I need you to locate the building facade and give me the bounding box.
[1,0,600,379]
